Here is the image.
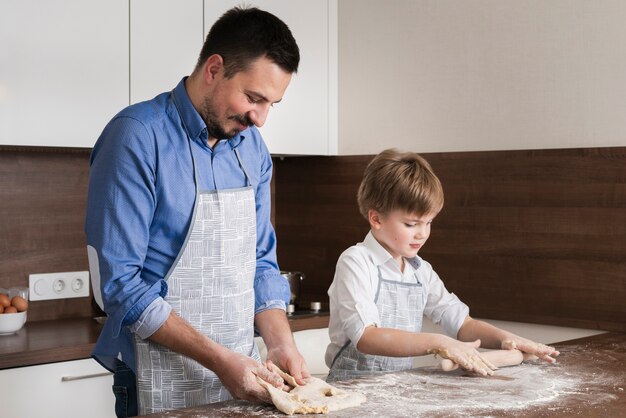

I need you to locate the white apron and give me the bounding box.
[326,264,425,382]
[133,92,260,415]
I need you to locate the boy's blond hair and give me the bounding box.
[357,149,444,219]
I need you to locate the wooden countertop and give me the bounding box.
[0,313,329,370]
[0,317,101,369]
[139,332,626,418]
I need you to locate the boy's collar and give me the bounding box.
[363,231,422,269]
[405,256,422,270]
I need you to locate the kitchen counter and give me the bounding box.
[0,313,330,370]
[138,332,625,418]
[0,317,101,369]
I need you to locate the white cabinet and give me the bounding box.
[130,0,204,104]
[0,358,115,418]
[0,0,129,148]
[0,1,337,153]
[204,1,338,155]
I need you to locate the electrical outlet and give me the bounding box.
[29,271,90,301]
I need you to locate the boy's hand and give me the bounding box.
[429,339,496,376]
[501,338,560,363]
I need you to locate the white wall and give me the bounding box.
[338,0,626,154]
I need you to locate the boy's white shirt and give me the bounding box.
[325,231,469,368]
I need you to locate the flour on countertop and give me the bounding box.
[208,361,618,417]
[147,341,624,417]
[337,362,615,417]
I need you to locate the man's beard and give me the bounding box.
[201,96,252,140]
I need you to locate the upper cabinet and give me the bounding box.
[0,0,129,148]
[204,1,338,155]
[0,0,337,154]
[130,0,204,104]
[131,0,337,154]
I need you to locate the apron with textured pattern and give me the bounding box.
[133,91,260,415]
[327,263,425,382]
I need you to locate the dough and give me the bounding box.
[257,376,366,415]
[266,361,300,388]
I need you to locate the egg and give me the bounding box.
[11,296,28,312]
[4,306,18,314]
[0,293,10,308]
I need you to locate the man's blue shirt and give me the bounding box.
[85,78,289,373]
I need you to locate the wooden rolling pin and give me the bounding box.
[440,349,537,371]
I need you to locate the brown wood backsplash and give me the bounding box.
[0,146,95,321]
[273,147,626,333]
[2,146,624,332]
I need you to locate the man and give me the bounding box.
[85,7,309,417]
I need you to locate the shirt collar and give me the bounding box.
[172,78,207,143]
[227,131,246,149]
[172,77,247,149]
[362,231,422,270]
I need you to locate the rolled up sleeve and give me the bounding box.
[254,272,289,313]
[129,297,172,339]
[331,250,380,346]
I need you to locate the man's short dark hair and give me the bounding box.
[196,6,300,78]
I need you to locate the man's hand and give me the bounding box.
[266,343,311,385]
[212,350,285,403]
[501,338,560,363]
[148,311,285,403]
[255,308,311,386]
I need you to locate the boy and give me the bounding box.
[325,149,559,382]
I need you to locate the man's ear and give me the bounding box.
[202,54,224,83]
[368,209,383,230]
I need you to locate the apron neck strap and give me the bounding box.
[170,89,254,189]
[233,148,253,187]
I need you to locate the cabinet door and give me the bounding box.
[130,0,204,104]
[204,1,337,155]
[0,0,128,148]
[0,358,115,418]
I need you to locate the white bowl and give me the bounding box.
[0,311,27,335]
